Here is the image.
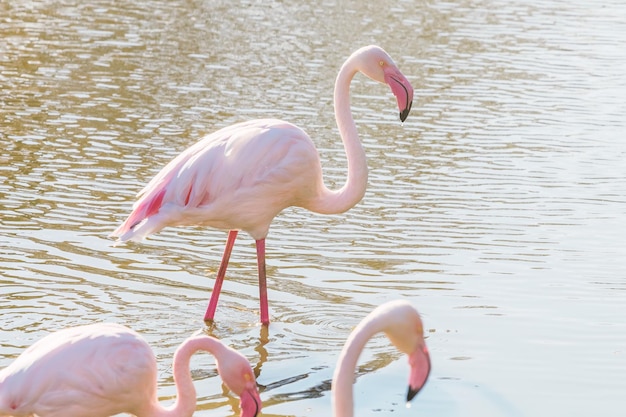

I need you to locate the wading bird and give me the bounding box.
[0,323,261,417]
[110,45,414,325]
[332,300,431,417]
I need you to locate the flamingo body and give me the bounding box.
[0,323,261,417]
[111,45,415,324]
[113,119,322,242]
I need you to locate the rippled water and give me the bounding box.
[1,0,626,416]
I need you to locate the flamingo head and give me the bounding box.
[238,374,262,417]
[381,301,431,402]
[215,348,262,417]
[356,45,414,122]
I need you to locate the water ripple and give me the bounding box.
[2,0,626,416]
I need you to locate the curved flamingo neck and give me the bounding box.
[310,52,368,215]
[331,313,388,417]
[150,336,225,417]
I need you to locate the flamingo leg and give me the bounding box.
[256,238,269,325]
[204,230,238,322]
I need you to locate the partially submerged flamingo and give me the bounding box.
[0,323,261,417]
[332,300,431,416]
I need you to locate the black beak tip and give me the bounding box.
[399,101,412,122]
[407,386,421,402]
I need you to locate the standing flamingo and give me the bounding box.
[0,323,261,417]
[110,45,414,325]
[332,300,431,417]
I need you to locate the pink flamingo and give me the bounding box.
[110,45,414,325]
[332,300,431,417]
[0,323,261,417]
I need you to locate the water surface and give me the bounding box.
[1,0,625,416]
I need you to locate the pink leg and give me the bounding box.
[256,239,269,325]
[204,230,238,322]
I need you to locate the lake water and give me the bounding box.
[1,0,625,416]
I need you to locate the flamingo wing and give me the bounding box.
[0,324,156,417]
[111,118,322,241]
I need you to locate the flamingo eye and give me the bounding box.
[379,60,385,67]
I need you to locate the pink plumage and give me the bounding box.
[111,46,414,325]
[0,323,261,417]
[113,119,320,242]
[332,300,431,417]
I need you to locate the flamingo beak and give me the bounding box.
[406,344,431,402]
[383,65,414,122]
[239,387,262,417]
